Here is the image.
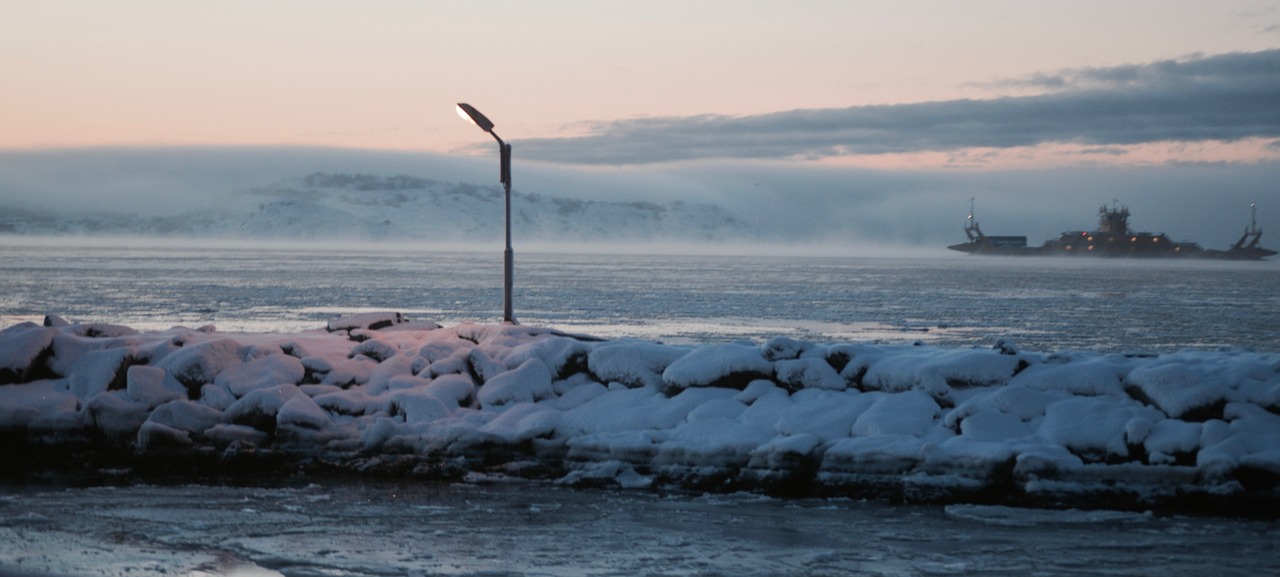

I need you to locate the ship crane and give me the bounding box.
[963,197,986,243]
[1232,202,1264,251]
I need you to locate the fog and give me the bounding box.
[0,147,485,215]
[1,146,1277,249]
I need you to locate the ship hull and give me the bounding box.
[949,204,1275,260]
[949,242,1275,260]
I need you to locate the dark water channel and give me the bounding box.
[1,480,1276,577]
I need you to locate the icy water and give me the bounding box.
[2,238,1280,576]
[1,481,1276,577]
[1,238,1279,353]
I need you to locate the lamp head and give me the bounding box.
[456,103,495,133]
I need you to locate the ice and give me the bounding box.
[943,504,1151,526]
[1,317,1279,512]
[824,435,927,474]
[4,481,1274,577]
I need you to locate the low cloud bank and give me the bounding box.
[1,146,1276,248]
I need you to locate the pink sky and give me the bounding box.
[3,1,1279,169]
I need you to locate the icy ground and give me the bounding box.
[2,312,1279,514]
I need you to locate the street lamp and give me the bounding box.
[456,102,516,324]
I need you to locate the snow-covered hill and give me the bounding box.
[0,172,757,242]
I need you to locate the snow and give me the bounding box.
[476,358,554,408]
[2,313,1279,512]
[661,342,774,391]
[775,357,848,391]
[851,390,942,438]
[214,354,306,397]
[1038,396,1165,460]
[126,365,182,408]
[0,324,54,380]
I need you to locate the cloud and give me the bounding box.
[518,50,1280,165]
[0,146,500,216]
[0,146,1276,249]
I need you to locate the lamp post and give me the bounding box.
[456,102,516,324]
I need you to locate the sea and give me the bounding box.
[2,238,1279,353]
[1,238,1278,577]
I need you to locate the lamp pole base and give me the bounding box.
[503,246,515,324]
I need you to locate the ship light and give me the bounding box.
[1087,236,1094,241]
[1088,245,1095,251]
[1153,237,1159,242]
[1131,237,1137,242]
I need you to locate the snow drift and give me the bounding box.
[2,314,1278,514]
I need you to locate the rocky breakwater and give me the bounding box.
[2,313,1278,516]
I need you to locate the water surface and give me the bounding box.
[2,239,1277,352]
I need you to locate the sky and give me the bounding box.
[2,0,1280,248]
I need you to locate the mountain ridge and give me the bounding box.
[0,172,759,242]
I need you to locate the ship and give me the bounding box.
[947,201,1277,260]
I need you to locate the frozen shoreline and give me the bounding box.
[2,313,1279,516]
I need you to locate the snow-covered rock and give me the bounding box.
[2,318,1279,514]
[662,342,774,392]
[0,323,56,384]
[478,358,554,408]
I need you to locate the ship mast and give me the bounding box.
[1231,202,1265,250]
[963,197,984,242]
[1097,200,1131,236]
[1248,202,1262,249]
